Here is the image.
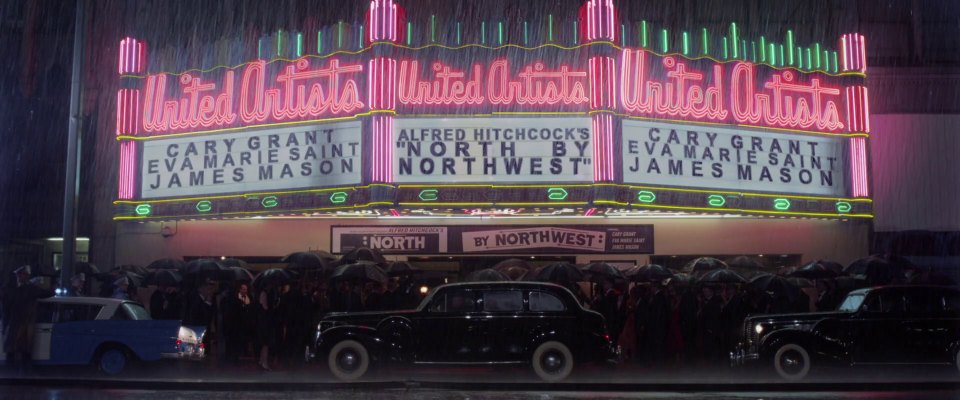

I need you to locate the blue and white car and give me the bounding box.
[0,296,204,375]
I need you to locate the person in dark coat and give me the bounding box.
[591,278,624,343]
[330,281,362,312]
[257,284,282,371]
[2,266,54,370]
[697,285,723,364]
[66,273,86,297]
[183,283,217,359]
[362,281,385,311]
[640,281,670,365]
[150,285,183,320]
[221,283,253,364]
[390,275,422,310]
[717,284,746,363]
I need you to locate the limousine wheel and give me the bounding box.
[96,346,129,376]
[328,340,370,381]
[532,341,574,382]
[773,343,810,381]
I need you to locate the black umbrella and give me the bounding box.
[252,268,295,289]
[631,264,673,282]
[74,262,100,276]
[220,258,249,269]
[184,259,227,276]
[465,268,510,282]
[283,252,327,270]
[727,256,763,274]
[531,262,584,283]
[310,250,338,261]
[146,258,185,271]
[330,261,388,284]
[787,277,815,289]
[748,273,802,303]
[493,258,531,272]
[219,266,254,282]
[501,266,528,281]
[698,269,747,284]
[908,272,957,286]
[339,247,387,265]
[844,256,904,285]
[97,270,143,287]
[581,262,625,280]
[666,273,695,288]
[384,261,421,277]
[790,260,841,280]
[683,257,728,275]
[142,269,182,287]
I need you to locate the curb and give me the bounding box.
[0,378,958,392]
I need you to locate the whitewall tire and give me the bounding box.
[327,340,370,381]
[773,343,811,381]
[532,341,574,382]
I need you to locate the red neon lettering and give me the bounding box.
[620,49,727,121]
[142,72,237,133]
[487,60,588,106]
[240,59,364,124]
[731,63,843,132]
[398,61,484,105]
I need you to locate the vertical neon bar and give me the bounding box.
[661,29,668,53]
[358,25,364,49]
[741,40,747,61]
[779,44,785,67]
[806,47,812,70]
[786,30,794,65]
[730,22,738,58]
[702,28,709,55]
[431,15,436,42]
[759,36,766,62]
[257,38,262,59]
[832,51,838,73]
[296,33,302,57]
[573,21,577,45]
[682,31,689,55]
[525,21,529,45]
[457,22,461,45]
[548,15,553,42]
[407,22,412,45]
[277,29,282,56]
[498,21,503,45]
[750,41,756,62]
[621,24,626,46]
[814,43,821,69]
[481,21,485,45]
[640,21,647,48]
[722,36,728,59]
[317,31,322,54]
[769,43,776,65]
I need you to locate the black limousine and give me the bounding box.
[312,282,618,381]
[732,285,960,381]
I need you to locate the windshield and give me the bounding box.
[122,303,152,320]
[837,293,866,312]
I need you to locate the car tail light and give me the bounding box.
[198,342,205,351]
[603,334,611,343]
[176,339,182,349]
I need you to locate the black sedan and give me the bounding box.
[312,282,618,381]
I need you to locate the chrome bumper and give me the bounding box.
[730,344,759,367]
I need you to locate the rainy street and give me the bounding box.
[2,0,960,399]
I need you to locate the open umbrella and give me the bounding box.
[118,264,149,276]
[283,252,326,270]
[465,268,509,282]
[339,247,387,265]
[220,258,249,269]
[666,273,695,289]
[748,273,802,303]
[531,262,583,283]
[697,269,747,284]
[787,277,815,289]
[844,256,904,285]
[330,261,388,284]
[790,260,840,280]
[219,266,254,282]
[310,250,338,262]
[501,266,528,281]
[184,259,227,276]
[683,257,728,275]
[727,256,763,275]
[142,269,182,287]
[252,268,295,290]
[492,258,531,272]
[581,262,625,280]
[146,258,184,271]
[97,270,143,288]
[384,261,421,277]
[631,264,673,282]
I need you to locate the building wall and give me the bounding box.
[114,217,870,267]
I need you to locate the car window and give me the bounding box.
[122,303,151,320]
[429,290,476,313]
[863,292,905,314]
[481,290,523,312]
[58,304,103,322]
[36,303,56,323]
[529,291,565,312]
[838,293,865,312]
[110,306,130,320]
[905,292,938,316]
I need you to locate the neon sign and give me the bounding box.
[141,58,365,135]
[397,60,588,107]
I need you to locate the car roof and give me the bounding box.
[40,296,129,306]
[435,281,565,290]
[848,285,960,296]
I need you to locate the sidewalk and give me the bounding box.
[1,362,958,392]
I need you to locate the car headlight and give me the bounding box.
[754,324,764,335]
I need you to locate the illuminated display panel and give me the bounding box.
[114,2,871,221]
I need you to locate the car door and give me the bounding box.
[526,289,577,352]
[414,288,479,363]
[477,289,525,363]
[31,301,57,361]
[850,290,909,364]
[898,290,949,364]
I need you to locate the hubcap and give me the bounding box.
[541,350,565,373]
[780,350,804,375]
[101,350,125,373]
[337,350,359,371]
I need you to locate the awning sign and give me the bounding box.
[332,226,448,254]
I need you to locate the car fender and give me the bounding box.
[375,316,415,363]
[759,329,815,361]
[526,329,571,359]
[317,326,385,361]
[809,318,851,364]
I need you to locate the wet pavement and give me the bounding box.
[0,387,958,400]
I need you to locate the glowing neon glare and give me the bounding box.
[729,22,738,59]
[786,30,794,65]
[702,28,709,55]
[329,192,349,203]
[682,31,689,55]
[117,141,137,199]
[135,204,152,216]
[836,201,852,213]
[707,195,726,207]
[620,50,728,121]
[261,196,279,208]
[547,188,569,200]
[636,191,656,203]
[196,200,213,212]
[773,198,791,210]
[418,189,439,201]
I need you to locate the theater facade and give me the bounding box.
[107,0,873,273]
